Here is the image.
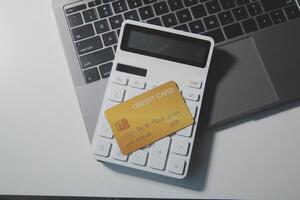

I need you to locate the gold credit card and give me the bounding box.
[105,81,194,155]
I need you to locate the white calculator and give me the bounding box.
[91,20,214,179]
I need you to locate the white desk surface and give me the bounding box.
[1,1,300,199]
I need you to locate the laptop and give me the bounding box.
[52,0,300,141]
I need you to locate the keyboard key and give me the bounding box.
[218,10,234,25]
[113,76,128,85]
[162,13,178,27]
[232,6,248,21]
[99,62,113,78]
[66,4,87,14]
[176,9,192,23]
[112,146,128,161]
[270,9,286,24]
[97,4,113,18]
[83,8,98,23]
[147,17,163,26]
[149,137,171,170]
[138,5,155,20]
[143,0,157,4]
[102,31,118,46]
[177,125,193,137]
[67,13,83,28]
[84,67,101,83]
[235,0,249,6]
[94,19,110,34]
[76,36,103,55]
[130,79,146,89]
[171,136,190,156]
[124,10,140,21]
[188,19,205,33]
[191,4,207,19]
[182,90,200,101]
[71,24,95,41]
[109,14,124,29]
[284,5,300,20]
[80,47,114,69]
[220,0,235,10]
[108,87,125,102]
[256,14,272,29]
[261,0,293,12]
[103,0,114,3]
[203,15,220,30]
[183,0,198,7]
[98,119,113,138]
[223,22,243,39]
[167,157,186,175]
[242,18,258,33]
[203,28,225,43]
[88,0,102,7]
[94,140,112,157]
[247,2,263,16]
[153,1,169,15]
[167,0,184,11]
[127,0,143,9]
[174,24,189,31]
[131,150,149,166]
[205,0,221,14]
[112,0,128,13]
[187,80,202,89]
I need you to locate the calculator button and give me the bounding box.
[94,140,112,157]
[112,145,128,161]
[177,125,193,137]
[131,150,149,166]
[149,137,171,170]
[112,76,128,85]
[103,100,118,110]
[126,88,142,100]
[98,119,113,138]
[147,84,157,90]
[108,87,125,102]
[186,101,197,118]
[167,157,186,175]
[182,90,200,101]
[171,136,190,156]
[130,79,146,89]
[187,80,202,89]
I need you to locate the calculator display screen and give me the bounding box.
[121,24,211,68]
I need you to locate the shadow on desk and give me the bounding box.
[104,49,235,191]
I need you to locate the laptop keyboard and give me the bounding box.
[64,0,300,84]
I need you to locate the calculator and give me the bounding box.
[91,20,214,179]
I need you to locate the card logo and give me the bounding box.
[115,118,130,132]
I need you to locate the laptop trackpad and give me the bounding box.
[201,37,278,128]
